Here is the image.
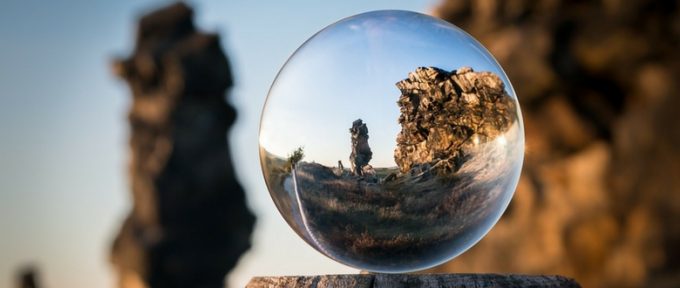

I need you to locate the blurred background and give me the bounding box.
[0,1,678,288]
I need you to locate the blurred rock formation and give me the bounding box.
[432,1,680,287]
[394,67,516,174]
[16,266,40,288]
[110,3,255,288]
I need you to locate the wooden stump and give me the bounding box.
[247,273,580,288]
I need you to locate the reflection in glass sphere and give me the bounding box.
[259,10,524,273]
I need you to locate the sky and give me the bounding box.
[0,1,436,287]
[259,10,514,168]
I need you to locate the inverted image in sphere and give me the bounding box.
[259,10,524,273]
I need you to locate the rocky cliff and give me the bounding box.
[394,67,516,174]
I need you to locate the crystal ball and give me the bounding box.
[259,10,524,273]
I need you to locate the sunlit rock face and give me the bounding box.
[259,10,523,273]
[394,67,516,174]
[431,1,680,287]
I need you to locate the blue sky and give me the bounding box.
[0,1,436,287]
[260,10,513,168]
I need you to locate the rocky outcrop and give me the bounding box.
[349,119,373,176]
[431,1,680,287]
[110,3,255,288]
[394,67,515,174]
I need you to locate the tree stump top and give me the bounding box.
[247,273,580,288]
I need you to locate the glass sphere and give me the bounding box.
[259,10,524,273]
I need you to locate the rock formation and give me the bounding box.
[349,119,373,176]
[431,1,680,287]
[16,266,41,288]
[394,67,515,174]
[110,3,255,288]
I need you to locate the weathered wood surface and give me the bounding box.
[247,273,581,288]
